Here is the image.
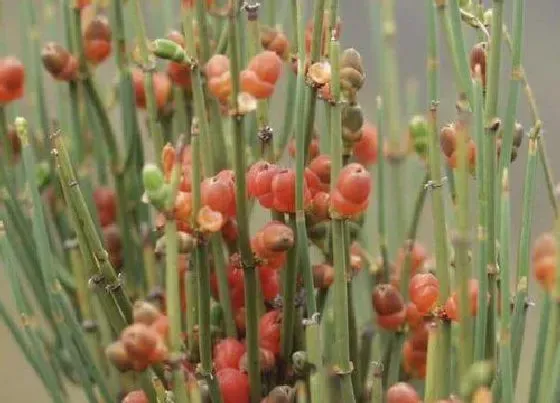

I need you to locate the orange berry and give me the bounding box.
[206,54,230,78]
[444,279,483,321]
[271,168,311,213]
[310,191,330,222]
[352,122,378,165]
[439,125,456,158]
[213,338,246,371]
[470,42,487,86]
[174,191,193,222]
[247,161,280,209]
[533,232,557,263]
[534,255,556,291]
[83,15,112,64]
[335,163,371,204]
[308,154,331,191]
[409,273,439,314]
[247,50,283,85]
[259,310,282,355]
[312,263,335,289]
[201,171,236,218]
[405,302,423,330]
[240,69,275,99]
[260,26,290,60]
[132,69,172,109]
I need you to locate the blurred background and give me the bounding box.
[0,0,559,401]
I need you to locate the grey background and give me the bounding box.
[1,0,559,401]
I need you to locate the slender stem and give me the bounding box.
[424,1,451,399]
[510,125,540,377]
[528,295,551,402]
[301,0,325,162]
[227,1,262,400]
[132,0,164,162]
[380,0,406,247]
[293,0,316,316]
[280,216,297,361]
[329,28,355,401]
[191,123,223,402]
[495,168,513,402]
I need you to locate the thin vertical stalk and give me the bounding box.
[191,124,223,403]
[496,168,513,403]
[424,0,451,400]
[164,140,190,403]
[131,0,164,161]
[281,216,297,361]
[301,0,325,162]
[380,0,406,247]
[497,0,524,188]
[479,0,505,362]
[510,124,540,376]
[527,295,551,402]
[293,0,316,315]
[227,1,262,400]
[329,28,355,402]
[375,97,389,283]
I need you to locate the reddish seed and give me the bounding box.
[240,69,275,99]
[335,163,371,204]
[387,382,420,403]
[93,186,117,227]
[405,302,423,330]
[213,338,246,371]
[259,310,282,355]
[372,284,406,331]
[439,125,456,158]
[352,122,378,166]
[308,154,331,191]
[131,68,172,109]
[217,368,250,403]
[409,273,440,315]
[271,169,311,213]
[83,15,112,64]
[41,43,78,82]
[247,51,283,85]
[470,42,487,86]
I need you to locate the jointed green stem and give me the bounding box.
[424,1,451,400]
[226,1,262,400]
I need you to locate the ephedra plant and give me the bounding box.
[0,0,557,402]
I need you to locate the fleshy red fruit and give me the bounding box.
[372,284,406,330]
[409,273,440,314]
[217,368,250,403]
[213,338,246,371]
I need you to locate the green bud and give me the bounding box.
[142,163,165,193]
[151,39,190,64]
[409,115,429,157]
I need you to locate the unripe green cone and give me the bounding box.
[409,115,429,158]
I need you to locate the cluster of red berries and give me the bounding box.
[106,301,169,372]
[532,232,557,290]
[41,9,112,82]
[205,50,283,105]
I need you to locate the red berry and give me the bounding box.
[217,368,250,403]
[132,69,172,109]
[247,51,283,85]
[166,31,191,89]
[271,168,311,213]
[83,15,112,64]
[93,186,117,227]
[387,382,420,403]
[201,171,236,218]
[405,302,423,330]
[534,255,556,291]
[335,163,371,204]
[372,284,406,330]
[352,122,378,165]
[247,161,280,209]
[213,338,246,371]
[403,323,429,379]
[240,69,275,99]
[259,310,282,354]
[533,232,557,263]
[408,273,439,315]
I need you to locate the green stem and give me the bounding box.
[132,0,165,162]
[380,0,406,247]
[329,31,355,401]
[293,0,316,316]
[424,1,451,400]
[527,295,551,402]
[226,1,261,400]
[510,125,540,378]
[496,168,513,403]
